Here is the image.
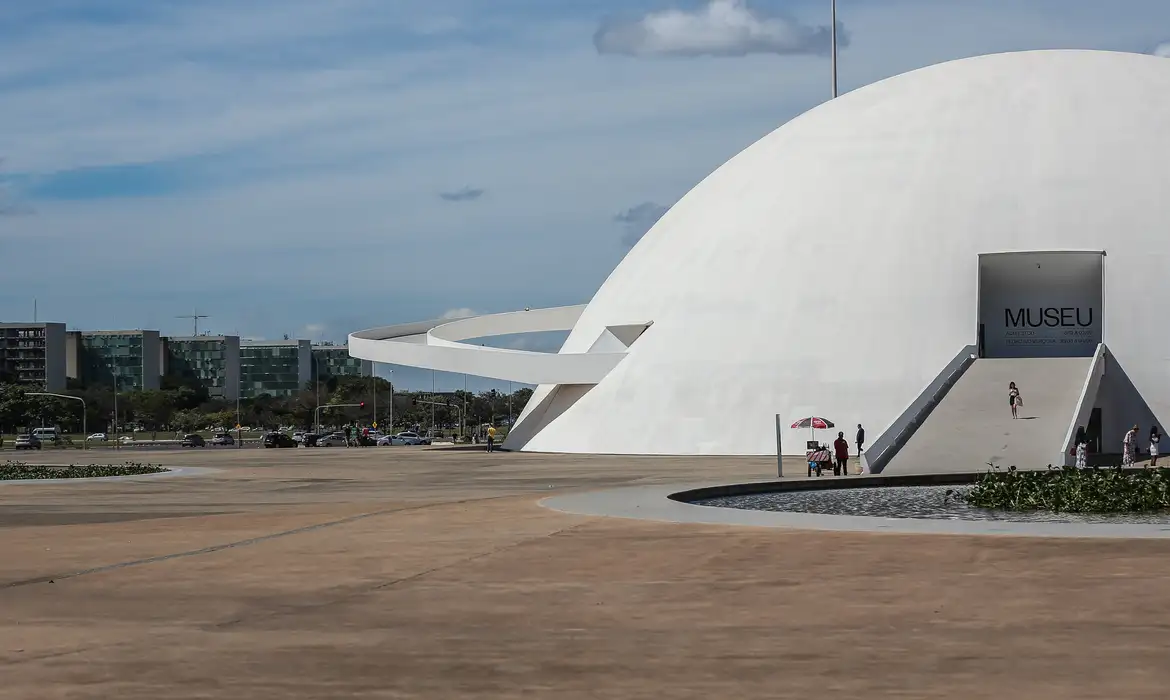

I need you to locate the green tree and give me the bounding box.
[172,409,205,433]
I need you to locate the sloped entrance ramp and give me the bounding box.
[881,357,1093,474]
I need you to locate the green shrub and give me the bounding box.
[948,464,1170,513]
[1,461,168,480]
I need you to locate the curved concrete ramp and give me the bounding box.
[882,357,1093,474]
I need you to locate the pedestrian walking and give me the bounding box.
[833,431,850,476]
[855,423,865,457]
[1123,424,1139,467]
[1008,382,1021,419]
[1150,426,1161,467]
[486,425,497,453]
[1074,426,1088,468]
[344,424,353,448]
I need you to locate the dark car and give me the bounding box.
[301,433,322,447]
[263,432,296,448]
[181,434,206,447]
[14,434,42,450]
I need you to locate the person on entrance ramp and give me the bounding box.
[1008,382,1022,419]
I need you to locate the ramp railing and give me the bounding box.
[862,345,977,474]
[1059,343,1106,466]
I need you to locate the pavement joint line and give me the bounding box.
[0,494,517,591]
[209,520,592,631]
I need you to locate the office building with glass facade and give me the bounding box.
[311,344,372,382]
[0,322,67,391]
[67,330,161,392]
[163,336,241,400]
[240,340,311,398]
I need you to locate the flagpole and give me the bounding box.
[831,0,839,99]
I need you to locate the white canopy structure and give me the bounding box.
[352,50,1170,460]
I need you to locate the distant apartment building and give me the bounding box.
[311,344,372,382]
[240,339,311,398]
[66,330,161,392]
[163,335,241,400]
[0,322,67,391]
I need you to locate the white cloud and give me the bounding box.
[300,323,328,339]
[440,308,477,320]
[1155,43,1170,57]
[615,201,671,247]
[594,0,845,58]
[439,186,485,202]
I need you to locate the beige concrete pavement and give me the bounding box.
[2,447,1170,699]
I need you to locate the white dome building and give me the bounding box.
[352,50,1170,472]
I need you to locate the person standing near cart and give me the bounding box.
[833,431,850,476]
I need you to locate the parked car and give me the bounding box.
[210,433,235,446]
[394,431,431,446]
[14,434,42,450]
[317,432,349,447]
[376,434,403,446]
[292,431,306,443]
[181,434,206,447]
[86,432,108,442]
[300,433,321,447]
[263,432,297,448]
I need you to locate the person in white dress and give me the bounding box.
[1150,426,1161,467]
[1123,425,1139,467]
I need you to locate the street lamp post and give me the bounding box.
[831,0,839,99]
[387,369,394,434]
[311,353,320,432]
[27,393,86,449]
[113,367,119,450]
[371,362,376,428]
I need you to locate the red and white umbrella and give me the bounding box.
[791,416,835,438]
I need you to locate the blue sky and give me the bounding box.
[1,0,1168,389]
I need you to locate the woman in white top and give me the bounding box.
[1150,426,1161,467]
[1123,424,1139,467]
[1008,382,1021,419]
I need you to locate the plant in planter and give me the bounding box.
[947,464,1170,514]
[1,461,168,480]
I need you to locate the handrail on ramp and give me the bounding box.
[862,345,978,474]
[1059,343,1106,466]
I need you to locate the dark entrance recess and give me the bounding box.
[1086,407,1102,455]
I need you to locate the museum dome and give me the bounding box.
[508,49,1170,456]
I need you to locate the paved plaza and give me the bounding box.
[3,447,1170,698]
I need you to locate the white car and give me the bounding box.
[86,432,108,442]
[376,434,406,446]
[393,431,431,446]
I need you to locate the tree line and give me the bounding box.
[0,376,533,437]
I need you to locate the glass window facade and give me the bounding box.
[312,346,370,381]
[81,333,146,392]
[240,344,305,398]
[167,339,231,393]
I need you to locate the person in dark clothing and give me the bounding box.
[344,424,353,448]
[855,424,865,457]
[834,431,850,476]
